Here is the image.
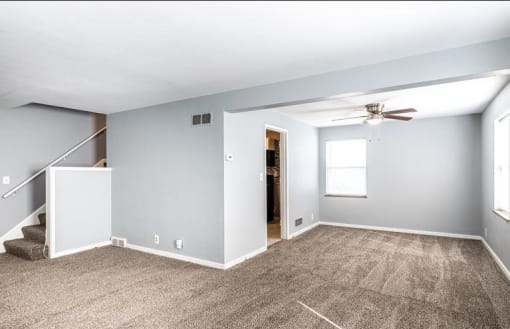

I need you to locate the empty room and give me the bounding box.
[1,1,510,328]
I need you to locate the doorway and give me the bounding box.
[265,126,288,247]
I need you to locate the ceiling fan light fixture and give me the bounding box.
[330,103,416,124]
[365,114,383,125]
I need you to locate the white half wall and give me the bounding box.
[47,167,112,258]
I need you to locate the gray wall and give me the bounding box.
[481,82,510,270]
[0,103,106,238]
[319,115,482,236]
[224,110,319,263]
[52,168,111,255]
[107,99,225,263]
[107,38,510,265]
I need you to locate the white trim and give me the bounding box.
[288,222,320,239]
[126,243,225,270]
[126,243,266,270]
[319,221,480,240]
[0,204,46,253]
[51,166,111,172]
[493,111,510,218]
[52,241,112,258]
[224,246,267,269]
[46,168,56,258]
[481,238,510,281]
[265,125,290,241]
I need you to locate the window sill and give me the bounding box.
[325,194,367,198]
[493,209,510,221]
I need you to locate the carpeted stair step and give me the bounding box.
[3,239,45,261]
[38,213,46,226]
[21,225,46,243]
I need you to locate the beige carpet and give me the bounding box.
[1,225,510,329]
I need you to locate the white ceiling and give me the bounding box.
[1,2,510,114]
[275,75,510,126]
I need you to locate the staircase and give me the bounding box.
[3,213,47,260]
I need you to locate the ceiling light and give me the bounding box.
[365,114,383,125]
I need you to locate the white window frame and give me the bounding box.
[325,139,367,198]
[494,112,510,221]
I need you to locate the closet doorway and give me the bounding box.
[265,126,288,246]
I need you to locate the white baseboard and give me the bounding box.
[319,221,480,240]
[52,240,112,258]
[126,243,267,270]
[0,204,46,253]
[126,243,225,270]
[481,238,510,281]
[224,246,267,269]
[288,221,320,239]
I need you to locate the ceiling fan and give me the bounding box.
[332,103,417,125]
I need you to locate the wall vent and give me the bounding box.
[295,218,303,226]
[192,113,212,126]
[111,237,127,248]
[192,114,202,125]
[201,113,212,125]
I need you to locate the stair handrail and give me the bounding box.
[2,127,107,199]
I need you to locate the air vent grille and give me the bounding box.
[201,113,212,124]
[192,113,212,126]
[192,114,202,125]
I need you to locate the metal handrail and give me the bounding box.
[2,127,107,199]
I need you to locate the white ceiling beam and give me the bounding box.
[225,37,510,113]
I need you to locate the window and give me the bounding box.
[494,113,510,220]
[325,139,367,197]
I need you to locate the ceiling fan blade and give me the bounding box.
[290,104,366,114]
[309,107,366,114]
[384,114,413,121]
[331,115,368,122]
[383,108,417,115]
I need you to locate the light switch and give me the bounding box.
[259,172,264,182]
[2,176,10,185]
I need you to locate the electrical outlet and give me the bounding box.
[111,237,127,248]
[484,227,488,238]
[175,239,183,249]
[311,213,315,221]
[154,234,159,245]
[2,176,10,185]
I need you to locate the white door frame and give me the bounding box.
[265,124,289,241]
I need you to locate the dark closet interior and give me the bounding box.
[266,130,281,245]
